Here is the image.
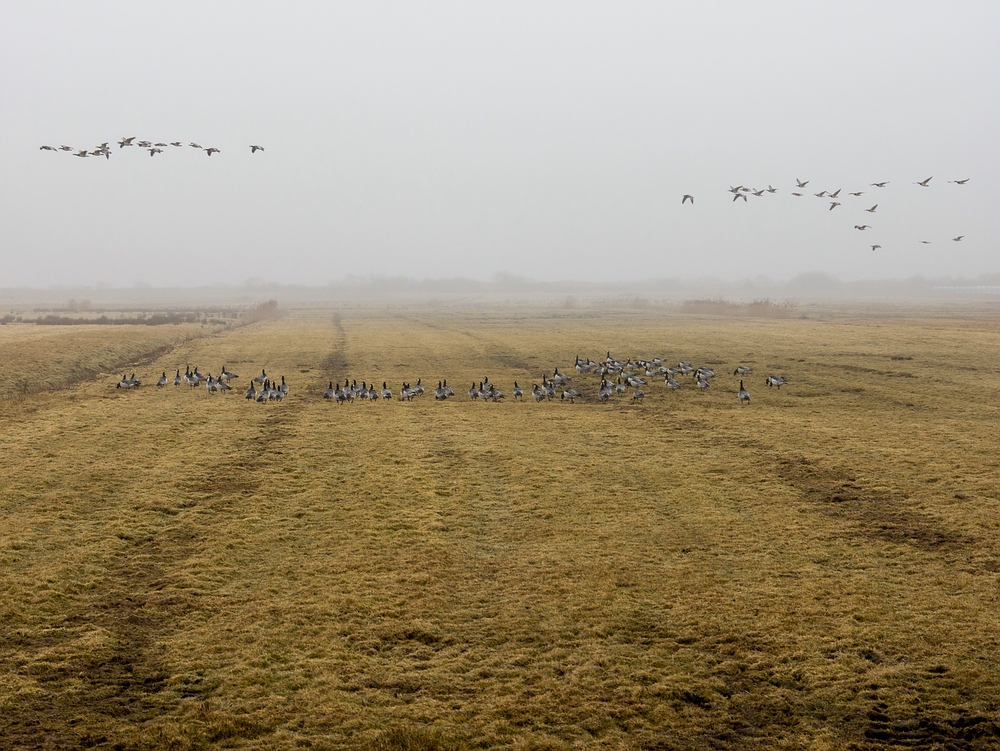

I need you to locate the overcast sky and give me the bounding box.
[1,2,997,287]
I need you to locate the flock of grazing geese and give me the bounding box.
[683,176,969,251]
[120,353,789,407]
[38,137,264,158]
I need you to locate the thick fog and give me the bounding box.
[1,2,997,288]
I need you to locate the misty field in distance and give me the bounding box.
[2,303,999,750]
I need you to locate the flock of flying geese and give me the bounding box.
[38,137,264,159]
[682,176,969,251]
[121,353,789,408]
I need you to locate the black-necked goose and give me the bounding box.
[738,380,750,406]
[156,372,168,387]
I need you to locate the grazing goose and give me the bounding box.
[220,366,238,381]
[738,380,750,405]
[734,366,753,375]
[173,368,182,386]
[695,367,715,380]
[561,388,582,403]
[632,389,645,402]
[552,368,570,386]
[765,375,787,388]
[156,372,168,387]
[532,384,546,402]
[696,377,710,390]
[665,378,681,390]
[116,374,132,389]
[512,382,524,401]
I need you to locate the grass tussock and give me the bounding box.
[2,304,1000,749]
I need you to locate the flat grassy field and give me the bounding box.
[2,304,1000,750]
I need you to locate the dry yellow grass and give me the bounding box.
[2,305,1000,750]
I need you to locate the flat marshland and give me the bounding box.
[2,304,1000,750]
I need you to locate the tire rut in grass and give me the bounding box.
[0,525,200,749]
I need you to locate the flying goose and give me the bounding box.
[189,142,202,149]
[766,185,778,193]
[250,145,265,153]
[915,176,932,187]
[829,201,840,210]
[949,178,969,185]
[871,245,881,251]
[854,225,871,230]
[849,191,864,196]
[814,191,827,198]
[39,145,57,151]
[866,204,878,213]
[828,189,841,199]
[870,181,889,188]
[204,147,220,156]
[59,145,74,151]
[796,179,809,187]
[170,141,182,147]
[953,236,964,242]
[733,193,748,202]
[682,194,694,205]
